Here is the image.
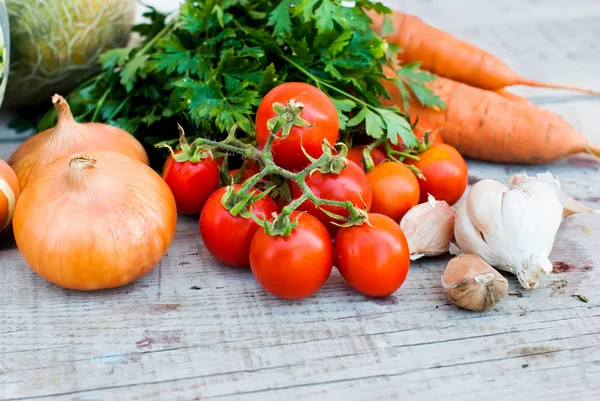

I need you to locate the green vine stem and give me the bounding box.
[185,100,370,237]
[363,137,424,178]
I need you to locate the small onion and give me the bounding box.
[442,254,508,311]
[0,160,20,232]
[8,95,149,190]
[13,152,177,290]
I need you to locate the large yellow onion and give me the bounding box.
[13,152,177,290]
[0,160,19,232]
[8,94,149,190]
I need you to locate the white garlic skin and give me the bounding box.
[442,254,508,311]
[453,173,564,289]
[400,195,455,260]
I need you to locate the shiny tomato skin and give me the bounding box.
[249,211,333,300]
[405,143,468,205]
[246,160,260,170]
[346,146,387,172]
[367,162,420,221]
[334,213,410,297]
[200,185,277,267]
[229,168,259,184]
[255,82,339,171]
[290,159,372,235]
[162,151,220,214]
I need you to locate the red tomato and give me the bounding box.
[334,213,410,297]
[229,168,259,184]
[405,143,468,205]
[246,159,260,170]
[162,151,220,214]
[200,185,278,267]
[367,162,420,221]
[290,159,372,235]
[255,82,339,171]
[346,146,387,172]
[249,211,333,300]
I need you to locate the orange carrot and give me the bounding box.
[494,89,532,105]
[381,68,600,164]
[370,10,600,95]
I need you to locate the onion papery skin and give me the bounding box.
[0,160,20,232]
[13,151,177,290]
[8,95,149,190]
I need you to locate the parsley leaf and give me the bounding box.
[100,48,131,70]
[314,0,337,34]
[120,55,150,93]
[381,16,394,37]
[395,62,446,110]
[330,97,356,130]
[267,0,293,39]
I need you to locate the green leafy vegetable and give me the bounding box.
[34,0,443,164]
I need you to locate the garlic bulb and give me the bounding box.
[442,254,508,311]
[453,172,566,289]
[400,194,455,260]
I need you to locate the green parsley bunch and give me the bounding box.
[37,0,443,164]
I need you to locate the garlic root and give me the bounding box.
[442,254,508,311]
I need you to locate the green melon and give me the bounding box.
[5,0,136,109]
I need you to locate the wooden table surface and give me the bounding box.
[2,1,600,400]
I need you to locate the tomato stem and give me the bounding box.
[187,100,371,236]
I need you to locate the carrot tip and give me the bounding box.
[518,79,600,96]
[584,142,600,159]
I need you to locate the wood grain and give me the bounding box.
[2,1,600,400]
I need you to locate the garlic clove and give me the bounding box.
[465,179,507,235]
[454,189,504,268]
[400,194,455,259]
[442,254,508,311]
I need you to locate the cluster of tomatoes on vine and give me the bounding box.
[159,82,468,300]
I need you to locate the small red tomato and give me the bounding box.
[367,162,420,221]
[334,213,410,297]
[250,211,333,300]
[290,159,372,235]
[255,82,339,171]
[246,159,260,170]
[229,168,259,184]
[346,146,387,172]
[162,151,220,214]
[405,143,468,205]
[200,185,278,267]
